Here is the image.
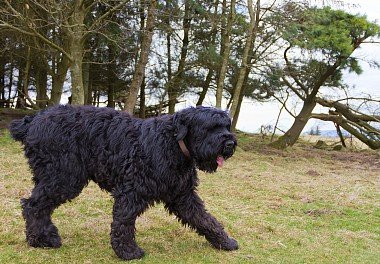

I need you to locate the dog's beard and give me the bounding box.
[195,145,234,173]
[197,159,218,173]
[192,135,236,173]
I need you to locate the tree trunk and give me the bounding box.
[70,49,84,105]
[69,3,86,105]
[165,0,172,91]
[36,65,48,109]
[87,68,93,106]
[139,76,146,118]
[196,0,219,106]
[82,61,90,104]
[0,57,4,104]
[124,0,156,113]
[16,69,25,109]
[231,40,257,131]
[167,1,191,114]
[16,47,32,109]
[229,0,259,118]
[8,63,13,101]
[215,0,235,108]
[33,5,48,108]
[335,123,347,148]
[231,80,245,132]
[269,98,317,149]
[106,40,115,108]
[311,113,380,150]
[50,50,70,105]
[196,68,214,106]
[50,68,68,105]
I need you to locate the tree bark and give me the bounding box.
[70,48,84,105]
[8,63,13,102]
[16,68,24,109]
[50,55,70,105]
[107,44,116,108]
[139,76,146,118]
[69,2,86,105]
[165,0,172,88]
[335,123,347,148]
[269,98,317,149]
[215,0,235,108]
[124,0,156,113]
[229,0,259,118]
[196,68,214,106]
[16,47,32,109]
[167,0,191,114]
[196,0,219,106]
[36,64,48,109]
[310,113,380,150]
[231,79,245,132]
[82,61,90,105]
[231,37,257,131]
[49,24,71,105]
[0,56,4,104]
[316,97,380,122]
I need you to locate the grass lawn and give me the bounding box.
[0,131,379,263]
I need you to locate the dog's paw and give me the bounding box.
[114,246,145,260]
[27,232,62,248]
[223,237,239,250]
[26,224,62,249]
[211,237,239,251]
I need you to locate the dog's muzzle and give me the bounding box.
[222,140,236,158]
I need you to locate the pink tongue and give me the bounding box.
[217,156,225,167]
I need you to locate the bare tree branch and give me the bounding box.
[316,97,380,122]
[283,45,308,94]
[310,113,380,149]
[87,0,129,33]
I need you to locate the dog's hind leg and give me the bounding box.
[110,188,149,260]
[165,190,239,251]
[21,171,87,248]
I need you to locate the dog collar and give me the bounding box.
[178,140,191,158]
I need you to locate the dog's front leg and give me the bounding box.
[110,190,148,260]
[165,190,238,251]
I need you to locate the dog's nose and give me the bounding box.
[225,140,235,148]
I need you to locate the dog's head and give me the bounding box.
[173,106,237,173]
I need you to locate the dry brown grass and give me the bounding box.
[1,131,379,263]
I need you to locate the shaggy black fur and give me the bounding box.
[9,105,238,260]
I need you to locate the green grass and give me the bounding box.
[1,131,379,263]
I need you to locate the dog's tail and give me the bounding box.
[9,114,35,143]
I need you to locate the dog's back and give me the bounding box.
[10,105,145,189]
[10,104,134,145]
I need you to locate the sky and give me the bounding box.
[233,0,380,134]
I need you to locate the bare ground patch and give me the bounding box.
[238,133,380,170]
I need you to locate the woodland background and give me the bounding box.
[0,0,379,149]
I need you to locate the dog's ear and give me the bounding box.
[173,109,192,141]
[173,113,188,141]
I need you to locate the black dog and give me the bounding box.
[9,105,238,260]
